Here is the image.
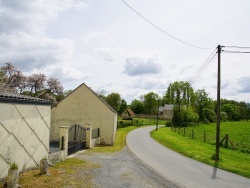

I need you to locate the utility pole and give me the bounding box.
[215,45,221,161]
[156,99,159,131]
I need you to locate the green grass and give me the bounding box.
[90,126,138,153]
[172,121,250,153]
[151,126,250,178]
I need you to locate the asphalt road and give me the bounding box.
[126,126,250,188]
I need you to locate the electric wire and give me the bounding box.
[223,46,250,49]
[187,48,217,84]
[222,50,250,54]
[189,53,217,84]
[121,0,214,50]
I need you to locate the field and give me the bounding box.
[171,121,250,153]
[151,121,250,178]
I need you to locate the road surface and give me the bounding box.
[126,126,250,188]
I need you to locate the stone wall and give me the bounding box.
[0,103,51,179]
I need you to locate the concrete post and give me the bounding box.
[86,123,93,149]
[59,126,70,157]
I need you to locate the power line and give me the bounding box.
[222,50,250,54]
[224,46,250,49]
[187,48,217,84]
[121,0,214,50]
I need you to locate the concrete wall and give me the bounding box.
[0,103,51,179]
[50,84,117,145]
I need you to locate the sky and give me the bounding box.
[0,0,250,104]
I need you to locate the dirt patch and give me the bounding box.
[75,147,181,188]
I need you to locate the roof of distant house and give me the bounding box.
[126,108,135,115]
[0,92,53,105]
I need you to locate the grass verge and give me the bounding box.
[151,127,250,178]
[89,126,138,153]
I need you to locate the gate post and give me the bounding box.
[59,126,70,157]
[86,123,93,149]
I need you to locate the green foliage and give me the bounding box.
[10,162,18,170]
[151,127,250,178]
[118,99,127,114]
[105,93,121,112]
[143,92,159,115]
[192,89,214,121]
[172,106,198,127]
[130,99,144,114]
[163,81,193,107]
[202,108,216,123]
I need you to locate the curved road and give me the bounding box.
[126,126,250,188]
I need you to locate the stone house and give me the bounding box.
[122,108,135,119]
[0,93,52,179]
[50,83,117,146]
[159,104,174,120]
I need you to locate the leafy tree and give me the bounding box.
[202,108,216,123]
[164,81,194,111]
[118,99,127,114]
[105,93,121,112]
[172,106,198,127]
[192,89,214,122]
[130,99,144,114]
[143,92,159,115]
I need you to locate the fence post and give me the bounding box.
[225,134,228,148]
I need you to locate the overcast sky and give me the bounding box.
[0,0,250,103]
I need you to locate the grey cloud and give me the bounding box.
[238,76,250,93]
[123,57,162,76]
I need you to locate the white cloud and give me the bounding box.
[123,53,162,76]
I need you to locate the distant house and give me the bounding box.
[0,93,52,179]
[159,104,174,120]
[50,83,117,146]
[122,108,135,118]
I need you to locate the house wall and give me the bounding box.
[0,103,51,179]
[50,84,117,145]
[163,110,173,120]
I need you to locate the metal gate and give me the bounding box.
[68,124,86,155]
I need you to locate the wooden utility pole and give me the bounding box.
[215,45,221,160]
[156,99,159,131]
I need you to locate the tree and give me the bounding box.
[164,81,194,111]
[130,99,144,114]
[105,93,121,112]
[143,92,159,115]
[172,106,198,127]
[192,89,214,122]
[0,62,64,102]
[0,62,26,93]
[118,99,127,114]
[96,89,107,100]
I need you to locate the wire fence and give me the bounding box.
[171,126,250,153]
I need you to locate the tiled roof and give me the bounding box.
[0,92,52,105]
[127,108,135,115]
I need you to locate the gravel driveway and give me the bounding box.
[75,147,182,188]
